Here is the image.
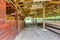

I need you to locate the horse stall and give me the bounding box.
[0,0,24,40]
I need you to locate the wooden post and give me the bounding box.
[43,7,46,29]
[0,0,6,23]
[15,11,18,34]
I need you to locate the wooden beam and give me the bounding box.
[49,1,60,4]
[8,0,25,17]
[43,7,46,29]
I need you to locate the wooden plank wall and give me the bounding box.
[0,0,24,40]
[0,0,6,23]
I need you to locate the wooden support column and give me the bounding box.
[15,11,18,34]
[31,16,34,25]
[43,7,46,29]
[42,7,48,31]
[0,0,6,23]
[17,11,24,33]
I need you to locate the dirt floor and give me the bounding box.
[15,25,60,40]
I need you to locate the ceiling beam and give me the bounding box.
[49,1,60,4]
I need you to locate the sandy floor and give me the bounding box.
[15,25,60,40]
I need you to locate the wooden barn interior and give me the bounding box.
[0,0,60,40]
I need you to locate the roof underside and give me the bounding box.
[6,0,60,18]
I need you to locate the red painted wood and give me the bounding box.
[0,0,6,9]
[0,0,24,40]
[0,0,17,40]
[6,1,16,10]
[0,21,16,30]
[18,20,24,33]
[0,0,6,23]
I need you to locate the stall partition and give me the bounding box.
[0,0,24,40]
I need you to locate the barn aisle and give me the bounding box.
[15,25,60,40]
